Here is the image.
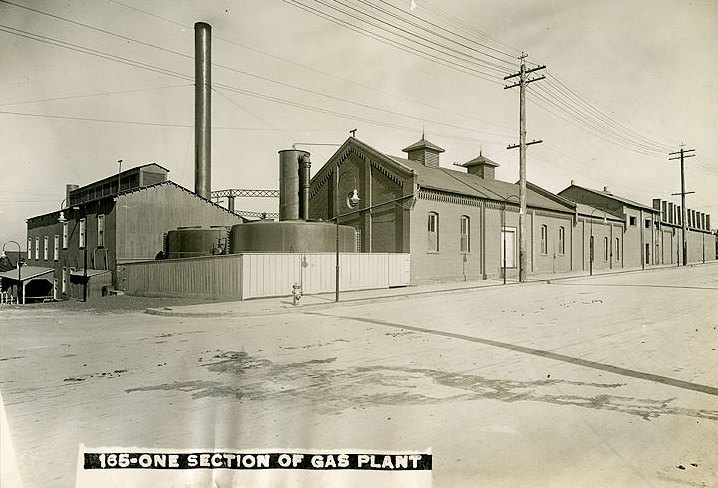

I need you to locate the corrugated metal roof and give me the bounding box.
[388,156,573,213]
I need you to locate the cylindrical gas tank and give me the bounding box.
[278,149,309,221]
[166,226,229,259]
[229,221,357,253]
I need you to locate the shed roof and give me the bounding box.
[563,184,656,212]
[0,266,54,282]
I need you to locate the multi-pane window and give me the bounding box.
[53,235,59,261]
[615,238,620,261]
[428,212,439,252]
[62,221,69,249]
[43,236,49,260]
[79,218,86,248]
[558,226,565,255]
[34,236,40,260]
[540,225,548,254]
[460,216,470,253]
[28,238,32,260]
[97,214,105,247]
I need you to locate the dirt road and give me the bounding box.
[2,264,717,487]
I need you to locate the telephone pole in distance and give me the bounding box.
[669,146,695,266]
[505,53,545,282]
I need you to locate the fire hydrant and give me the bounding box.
[292,283,303,306]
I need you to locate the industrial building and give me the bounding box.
[22,163,243,301]
[7,20,715,303]
[560,184,714,267]
[309,136,715,283]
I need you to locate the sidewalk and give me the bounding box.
[145,260,718,318]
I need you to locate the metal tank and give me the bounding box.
[278,149,310,220]
[229,148,359,254]
[166,226,229,259]
[229,220,356,253]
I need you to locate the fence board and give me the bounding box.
[122,253,409,300]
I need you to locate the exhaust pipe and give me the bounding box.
[194,22,211,199]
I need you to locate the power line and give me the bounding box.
[358,0,516,71]
[0,83,191,107]
[0,2,511,138]
[105,0,512,131]
[281,0,503,83]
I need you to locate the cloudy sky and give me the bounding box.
[1,0,716,246]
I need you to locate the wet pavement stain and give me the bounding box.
[123,350,718,421]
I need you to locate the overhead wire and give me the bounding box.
[3,0,683,162]
[0,21,507,144]
[0,83,192,107]
[102,0,513,131]
[1,1,512,138]
[281,0,503,83]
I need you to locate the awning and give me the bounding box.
[0,266,54,283]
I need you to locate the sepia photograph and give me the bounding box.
[1,0,717,486]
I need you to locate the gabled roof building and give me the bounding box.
[25,163,243,300]
[309,136,596,282]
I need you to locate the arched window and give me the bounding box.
[615,238,620,261]
[540,225,548,254]
[428,212,439,252]
[558,226,565,255]
[604,237,609,261]
[460,215,470,253]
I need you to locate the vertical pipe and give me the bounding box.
[195,22,211,199]
[300,154,311,220]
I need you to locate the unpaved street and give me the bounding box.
[2,265,717,487]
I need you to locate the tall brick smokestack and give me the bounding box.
[194,22,211,199]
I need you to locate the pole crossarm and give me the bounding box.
[669,147,696,266]
[211,189,279,199]
[503,53,545,282]
[507,140,542,150]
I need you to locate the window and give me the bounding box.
[603,237,609,261]
[97,214,105,247]
[62,268,67,294]
[645,219,651,229]
[79,218,86,248]
[558,227,565,255]
[540,225,548,254]
[629,216,637,226]
[53,235,59,261]
[615,238,620,261]
[34,236,39,260]
[28,238,32,260]
[62,221,68,249]
[460,216,470,253]
[43,236,49,260]
[428,212,439,252]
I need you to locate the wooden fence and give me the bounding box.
[121,253,410,300]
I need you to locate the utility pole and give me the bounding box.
[504,53,545,282]
[669,146,695,266]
